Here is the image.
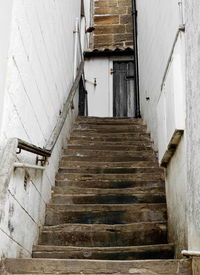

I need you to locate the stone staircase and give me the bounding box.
[2,117,191,275]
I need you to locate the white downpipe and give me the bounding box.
[74,18,79,80]
[178,0,184,28]
[81,16,86,52]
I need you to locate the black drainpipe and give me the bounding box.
[132,0,141,118]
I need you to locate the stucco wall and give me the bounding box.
[0,0,89,259]
[136,0,188,256]
[185,0,200,251]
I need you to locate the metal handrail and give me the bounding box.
[13,60,84,156]
[0,60,84,217]
[17,139,51,157]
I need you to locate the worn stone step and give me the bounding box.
[62,155,157,162]
[39,222,167,247]
[76,116,143,123]
[73,125,147,132]
[74,122,146,127]
[56,173,164,182]
[58,167,162,175]
[69,136,151,143]
[65,144,152,152]
[61,151,157,163]
[33,243,174,260]
[53,186,165,194]
[71,132,150,138]
[64,149,156,157]
[3,258,191,275]
[59,161,159,169]
[45,203,167,225]
[51,193,166,205]
[68,139,153,146]
[56,180,164,189]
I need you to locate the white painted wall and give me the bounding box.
[157,31,186,163]
[184,0,200,251]
[136,0,188,256]
[0,0,81,148]
[136,0,180,144]
[0,0,13,132]
[0,0,90,259]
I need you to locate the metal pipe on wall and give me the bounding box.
[132,0,141,118]
[74,18,79,80]
[178,0,185,28]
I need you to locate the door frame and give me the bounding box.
[109,56,137,118]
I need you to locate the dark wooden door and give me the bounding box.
[113,61,135,117]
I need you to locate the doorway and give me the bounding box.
[113,61,135,117]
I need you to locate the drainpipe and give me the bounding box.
[132,0,141,118]
[178,0,185,30]
[74,18,79,80]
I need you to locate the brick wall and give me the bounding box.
[93,0,133,49]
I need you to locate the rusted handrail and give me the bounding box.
[17,139,51,157]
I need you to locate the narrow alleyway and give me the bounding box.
[2,117,191,274]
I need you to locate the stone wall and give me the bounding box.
[93,0,133,49]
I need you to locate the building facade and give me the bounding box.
[85,0,137,117]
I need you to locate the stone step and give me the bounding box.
[76,116,143,124]
[51,193,166,205]
[39,222,167,247]
[59,161,159,169]
[69,136,151,143]
[74,121,146,127]
[56,173,164,182]
[32,243,174,260]
[64,149,156,157]
[61,152,157,163]
[45,203,167,225]
[56,180,164,189]
[58,167,162,175]
[53,186,165,194]
[73,125,147,132]
[71,132,150,138]
[68,139,153,145]
[3,258,191,275]
[62,155,157,162]
[65,144,153,152]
